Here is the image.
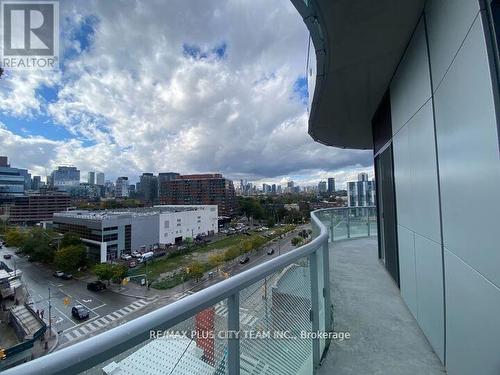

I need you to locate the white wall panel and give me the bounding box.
[393,123,412,229]
[426,0,480,90]
[391,19,432,135]
[407,101,441,243]
[445,248,500,375]
[414,234,444,362]
[433,15,500,288]
[397,225,417,318]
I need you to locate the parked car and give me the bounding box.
[131,251,141,258]
[87,281,106,292]
[239,255,250,264]
[128,260,137,268]
[3,254,11,259]
[61,273,73,280]
[71,305,90,320]
[267,248,275,255]
[120,254,132,261]
[53,270,64,277]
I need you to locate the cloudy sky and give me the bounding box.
[0,0,373,189]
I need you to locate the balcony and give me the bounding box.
[2,207,443,375]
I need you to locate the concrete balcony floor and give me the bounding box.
[318,237,446,375]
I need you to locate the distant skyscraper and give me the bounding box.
[32,176,42,190]
[115,177,129,198]
[327,177,335,194]
[0,156,26,200]
[96,172,105,186]
[358,173,368,182]
[348,178,375,207]
[318,181,327,194]
[88,171,96,185]
[139,173,158,203]
[50,166,80,191]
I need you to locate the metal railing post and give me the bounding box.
[367,208,371,237]
[309,250,320,371]
[228,293,240,375]
[346,209,351,239]
[330,211,334,242]
[322,240,332,334]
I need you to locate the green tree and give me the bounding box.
[22,227,54,262]
[5,227,26,247]
[60,232,82,248]
[93,263,115,284]
[187,261,204,282]
[54,245,86,273]
[111,264,128,283]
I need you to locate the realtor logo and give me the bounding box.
[1,0,59,70]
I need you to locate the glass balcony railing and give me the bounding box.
[2,207,376,375]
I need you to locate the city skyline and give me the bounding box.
[0,0,373,190]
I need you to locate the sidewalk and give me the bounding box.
[32,327,58,358]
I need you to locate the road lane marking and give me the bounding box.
[72,330,82,338]
[79,326,89,334]
[91,304,106,311]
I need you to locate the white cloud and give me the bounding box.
[0,0,373,183]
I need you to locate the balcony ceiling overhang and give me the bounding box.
[293,0,425,149]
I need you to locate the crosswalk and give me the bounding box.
[63,299,149,342]
[214,302,259,326]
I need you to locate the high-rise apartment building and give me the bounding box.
[327,177,335,194]
[96,172,105,186]
[347,175,375,207]
[318,181,327,194]
[88,172,96,185]
[115,177,129,198]
[138,173,158,203]
[160,174,236,216]
[158,172,180,197]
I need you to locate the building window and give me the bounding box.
[164,220,169,229]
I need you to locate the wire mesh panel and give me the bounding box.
[81,303,228,375]
[238,257,313,375]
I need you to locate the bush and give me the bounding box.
[291,237,304,247]
[54,244,86,273]
[223,246,240,261]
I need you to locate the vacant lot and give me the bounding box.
[129,225,295,288]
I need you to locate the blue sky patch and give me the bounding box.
[293,76,308,105]
[0,113,73,141]
[183,41,227,60]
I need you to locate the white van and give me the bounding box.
[139,251,154,263]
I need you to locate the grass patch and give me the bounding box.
[131,224,297,288]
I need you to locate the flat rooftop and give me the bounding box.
[53,205,217,221]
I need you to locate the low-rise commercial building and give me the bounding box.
[53,205,218,263]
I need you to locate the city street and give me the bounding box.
[0,245,150,349]
[0,225,309,351]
